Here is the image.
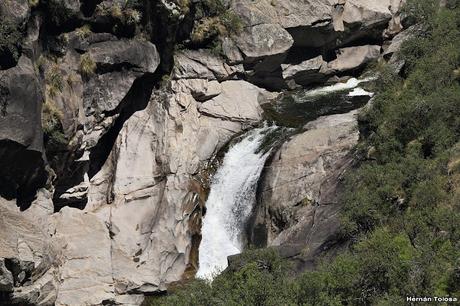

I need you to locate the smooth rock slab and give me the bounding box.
[198,80,271,123]
[328,45,381,72]
[253,110,360,260]
[88,40,160,74]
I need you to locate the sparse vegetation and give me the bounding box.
[95,0,142,29]
[28,0,39,8]
[45,63,64,98]
[190,0,243,45]
[75,24,92,39]
[79,53,96,77]
[42,99,67,148]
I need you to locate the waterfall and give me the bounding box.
[196,125,276,280]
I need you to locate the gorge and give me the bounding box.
[1,0,460,305]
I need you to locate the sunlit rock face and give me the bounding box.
[0,74,272,304]
[0,0,408,304]
[251,110,360,268]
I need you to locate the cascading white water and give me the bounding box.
[196,125,275,280]
[303,76,376,97]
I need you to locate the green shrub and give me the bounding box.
[145,249,296,306]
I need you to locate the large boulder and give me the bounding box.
[0,0,30,26]
[229,0,402,89]
[87,40,160,74]
[289,0,403,48]
[232,0,403,50]
[198,80,273,123]
[0,56,47,209]
[251,110,360,268]
[38,37,161,209]
[235,24,294,61]
[231,0,294,88]
[328,45,381,72]
[281,55,332,87]
[0,192,58,306]
[172,50,241,81]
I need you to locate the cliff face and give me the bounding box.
[0,0,407,305]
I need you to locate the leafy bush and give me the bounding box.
[145,249,296,306]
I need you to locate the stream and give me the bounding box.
[196,77,374,280]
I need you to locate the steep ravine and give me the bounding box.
[0,0,408,305]
[196,76,374,280]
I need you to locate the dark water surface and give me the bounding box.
[263,80,373,127]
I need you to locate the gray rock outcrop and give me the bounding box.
[328,45,381,72]
[251,110,360,267]
[281,55,331,87]
[0,76,271,305]
[0,56,47,209]
[87,40,160,74]
[173,49,242,81]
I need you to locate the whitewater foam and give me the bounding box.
[196,125,275,280]
[304,76,375,97]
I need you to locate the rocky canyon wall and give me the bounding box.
[0,0,411,305]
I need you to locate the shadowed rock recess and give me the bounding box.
[0,0,413,305]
